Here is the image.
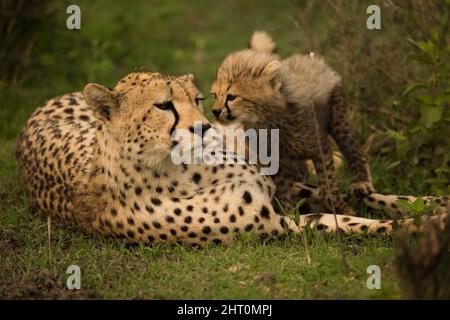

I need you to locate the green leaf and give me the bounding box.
[402,83,427,97]
[412,197,425,213]
[387,161,401,170]
[409,39,435,55]
[292,198,306,218]
[426,74,438,87]
[426,177,450,184]
[387,130,406,141]
[430,29,439,42]
[415,95,434,106]
[396,141,409,159]
[407,53,433,64]
[396,199,413,213]
[408,124,422,134]
[437,94,450,106]
[412,212,423,226]
[294,198,306,208]
[420,105,443,128]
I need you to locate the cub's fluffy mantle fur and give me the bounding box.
[211,31,374,214]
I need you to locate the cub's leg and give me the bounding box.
[329,86,374,198]
[272,175,296,212]
[312,141,355,215]
[272,161,308,211]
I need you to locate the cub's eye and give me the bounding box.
[227,94,237,101]
[154,101,174,110]
[211,93,217,99]
[195,97,205,105]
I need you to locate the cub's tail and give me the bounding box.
[249,31,276,53]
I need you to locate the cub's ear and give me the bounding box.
[262,60,282,92]
[83,83,118,121]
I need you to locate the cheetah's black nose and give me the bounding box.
[189,123,212,138]
[201,123,212,137]
[212,109,222,119]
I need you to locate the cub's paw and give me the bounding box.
[351,182,375,199]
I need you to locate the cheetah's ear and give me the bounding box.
[262,60,282,92]
[83,83,119,121]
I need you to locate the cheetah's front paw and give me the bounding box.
[351,182,375,199]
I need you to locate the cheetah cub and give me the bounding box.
[211,32,374,214]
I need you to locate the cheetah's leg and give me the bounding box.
[328,86,374,198]
[312,141,355,215]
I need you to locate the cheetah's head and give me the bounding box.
[83,72,210,167]
[210,50,285,126]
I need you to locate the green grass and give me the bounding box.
[1,205,399,299]
[0,0,447,299]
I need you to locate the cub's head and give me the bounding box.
[210,50,285,126]
[83,72,210,167]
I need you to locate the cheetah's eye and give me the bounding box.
[226,94,237,101]
[210,93,217,100]
[195,97,205,106]
[154,101,174,110]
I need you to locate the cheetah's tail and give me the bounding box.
[296,212,448,236]
[249,31,277,53]
[290,181,450,218]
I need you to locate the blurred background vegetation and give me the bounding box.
[0,0,449,299]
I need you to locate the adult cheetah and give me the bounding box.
[16,72,447,245]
